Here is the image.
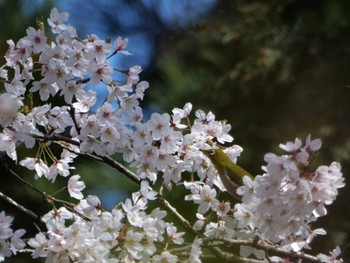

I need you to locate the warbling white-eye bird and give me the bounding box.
[202,148,253,201]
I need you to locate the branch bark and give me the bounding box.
[0,191,41,222]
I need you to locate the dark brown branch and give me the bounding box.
[158,187,195,234]
[30,133,80,146]
[206,238,324,263]
[99,155,140,184]
[0,191,41,222]
[0,158,90,222]
[210,247,264,263]
[30,133,140,184]
[68,107,81,135]
[0,158,44,196]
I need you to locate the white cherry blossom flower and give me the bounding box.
[140,180,157,200]
[100,125,120,143]
[0,129,18,161]
[19,157,50,179]
[21,27,47,53]
[48,7,69,34]
[96,102,117,125]
[127,65,142,85]
[166,225,184,245]
[4,75,26,96]
[0,212,25,261]
[317,246,342,262]
[90,63,113,86]
[73,90,97,113]
[113,36,132,55]
[279,137,302,152]
[0,211,13,239]
[124,230,144,256]
[0,94,22,127]
[67,175,85,199]
[147,113,171,141]
[30,80,59,101]
[153,251,178,262]
[28,232,49,259]
[86,38,112,64]
[9,229,26,255]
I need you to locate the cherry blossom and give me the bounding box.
[67,175,86,199]
[113,36,132,56]
[21,27,47,54]
[0,7,345,263]
[47,7,69,34]
[0,212,25,261]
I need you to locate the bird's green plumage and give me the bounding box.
[202,148,253,200]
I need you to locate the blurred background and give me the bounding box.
[1,0,350,261]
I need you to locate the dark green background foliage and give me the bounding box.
[149,1,350,259]
[1,0,350,261]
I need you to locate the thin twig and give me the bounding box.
[0,191,41,222]
[100,155,140,184]
[30,133,80,146]
[210,237,323,263]
[158,186,196,234]
[0,159,43,196]
[68,107,81,135]
[0,159,91,222]
[210,247,264,263]
[31,133,140,184]
[17,248,34,254]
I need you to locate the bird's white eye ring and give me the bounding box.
[209,149,215,156]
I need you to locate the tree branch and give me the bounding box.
[0,158,90,222]
[210,246,264,263]
[158,186,196,234]
[0,157,44,196]
[0,191,41,222]
[206,237,324,263]
[30,132,141,184]
[99,155,140,184]
[30,133,80,146]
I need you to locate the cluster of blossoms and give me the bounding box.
[184,137,345,261]
[0,212,26,261]
[28,182,190,262]
[0,7,345,262]
[235,137,344,259]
